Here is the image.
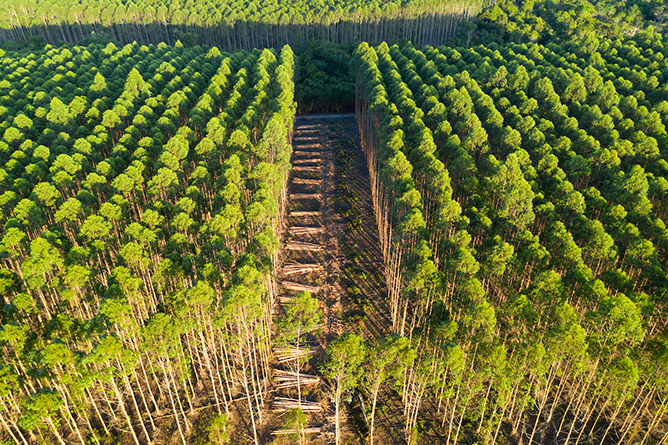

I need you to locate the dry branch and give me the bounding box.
[289,226,324,235]
[284,240,322,251]
[281,281,320,293]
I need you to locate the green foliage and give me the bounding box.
[197,414,230,445]
[296,41,355,113]
[321,333,366,393]
[355,34,668,445]
[283,408,307,443]
[0,0,481,51]
[0,41,296,445]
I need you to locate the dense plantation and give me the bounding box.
[475,0,668,45]
[0,41,296,444]
[2,0,668,444]
[354,36,668,443]
[0,0,480,51]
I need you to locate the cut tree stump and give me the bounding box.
[290,193,322,200]
[289,226,324,235]
[283,263,323,275]
[285,240,322,251]
[292,178,322,186]
[281,281,319,293]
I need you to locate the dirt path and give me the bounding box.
[268,115,405,444]
[325,117,406,445]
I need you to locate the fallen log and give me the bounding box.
[272,397,321,412]
[355,390,369,426]
[271,428,321,435]
[292,158,322,165]
[289,226,324,235]
[289,210,322,217]
[274,346,313,363]
[292,178,322,186]
[281,281,319,293]
[293,166,322,173]
[290,193,322,200]
[275,369,319,379]
[283,263,323,275]
[293,147,321,153]
[274,370,320,388]
[285,240,322,251]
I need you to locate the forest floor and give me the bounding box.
[264,115,407,444]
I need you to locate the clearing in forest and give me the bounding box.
[267,115,404,444]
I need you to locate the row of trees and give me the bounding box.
[353,39,668,444]
[0,0,480,50]
[0,40,296,444]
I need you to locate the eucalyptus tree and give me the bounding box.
[320,333,366,445]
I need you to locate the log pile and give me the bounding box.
[270,122,329,434]
[292,158,322,165]
[290,193,322,200]
[274,369,320,389]
[281,281,320,293]
[289,226,324,235]
[293,165,323,172]
[272,397,321,412]
[292,150,321,157]
[274,345,313,363]
[288,210,322,217]
[271,428,321,435]
[283,262,323,275]
[292,177,322,186]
